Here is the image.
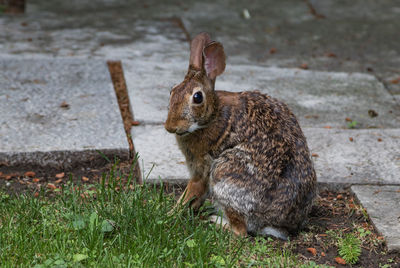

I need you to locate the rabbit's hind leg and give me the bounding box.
[210,148,259,236]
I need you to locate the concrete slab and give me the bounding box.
[132,124,189,183]
[0,58,129,168]
[125,62,399,128]
[131,125,399,185]
[0,13,187,62]
[351,185,400,253]
[305,128,400,187]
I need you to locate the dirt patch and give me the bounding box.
[292,191,399,267]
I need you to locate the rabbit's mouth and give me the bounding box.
[176,131,190,137]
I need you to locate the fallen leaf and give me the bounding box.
[321,252,326,257]
[366,67,373,72]
[47,183,56,190]
[345,117,352,122]
[299,63,308,70]
[55,179,62,184]
[311,153,319,157]
[60,101,70,109]
[55,172,65,179]
[336,194,343,200]
[82,176,89,182]
[269,47,277,54]
[304,114,319,119]
[377,236,385,240]
[325,52,337,58]
[377,138,383,142]
[307,247,317,256]
[349,137,354,142]
[348,203,355,208]
[5,175,12,180]
[24,171,36,177]
[0,172,3,177]
[323,126,332,129]
[33,178,40,183]
[34,192,39,197]
[335,257,346,265]
[131,120,140,126]
[319,234,327,237]
[368,109,378,118]
[177,161,186,165]
[390,77,400,84]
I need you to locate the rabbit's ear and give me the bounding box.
[190,32,211,70]
[203,42,226,80]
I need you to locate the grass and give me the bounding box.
[0,163,330,267]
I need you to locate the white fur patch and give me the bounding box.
[258,226,288,240]
[187,122,206,133]
[209,215,230,228]
[211,181,257,215]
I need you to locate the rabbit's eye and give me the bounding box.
[193,91,203,104]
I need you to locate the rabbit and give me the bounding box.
[164,32,316,240]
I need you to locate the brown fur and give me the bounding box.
[165,33,316,238]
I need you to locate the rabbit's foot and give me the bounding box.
[209,212,247,236]
[258,226,288,241]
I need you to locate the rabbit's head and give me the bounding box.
[165,33,226,136]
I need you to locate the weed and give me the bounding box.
[338,233,362,264]
[347,120,358,129]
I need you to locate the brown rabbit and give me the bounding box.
[165,33,316,240]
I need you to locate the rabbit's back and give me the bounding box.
[209,90,316,231]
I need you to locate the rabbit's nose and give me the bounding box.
[164,123,176,134]
[164,119,177,133]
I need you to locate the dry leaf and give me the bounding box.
[323,126,332,129]
[321,252,326,257]
[311,153,319,157]
[5,175,12,180]
[269,47,277,54]
[345,117,352,122]
[335,257,346,265]
[131,120,141,126]
[326,52,337,58]
[33,178,40,183]
[349,137,354,142]
[55,172,65,179]
[25,171,36,177]
[304,114,319,119]
[60,101,70,109]
[34,192,39,197]
[299,63,308,70]
[82,176,89,182]
[377,138,383,142]
[336,194,343,200]
[307,247,317,256]
[55,179,62,184]
[390,77,400,84]
[47,183,56,190]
